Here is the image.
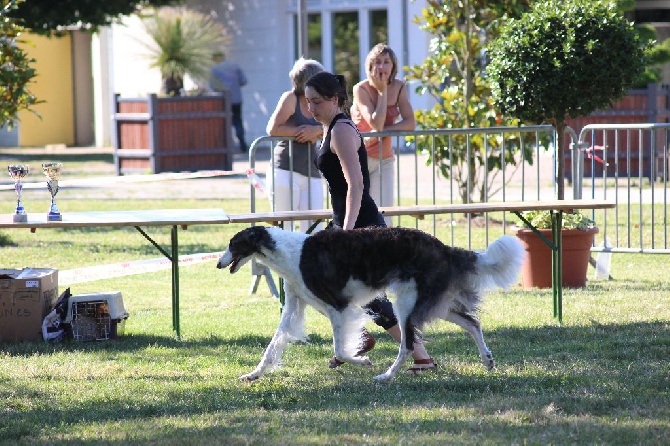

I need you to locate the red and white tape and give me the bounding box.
[59,251,223,286]
[0,170,239,191]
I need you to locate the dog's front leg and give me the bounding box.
[329,305,373,368]
[240,290,304,381]
[374,289,415,382]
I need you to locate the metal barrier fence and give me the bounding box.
[248,125,556,250]
[571,123,670,253]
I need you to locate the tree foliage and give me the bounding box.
[0,0,38,129]
[9,0,180,34]
[405,0,533,204]
[487,0,646,199]
[611,0,670,87]
[140,7,228,96]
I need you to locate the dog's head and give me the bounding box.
[217,226,276,273]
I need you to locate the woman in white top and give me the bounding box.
[266,58,325,232]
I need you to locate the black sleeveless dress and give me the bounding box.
[315,113,386,229]
[314,113,395,329]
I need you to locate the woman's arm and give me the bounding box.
[330,122,365,230]
[267,91,321,143]
[384,80,416,132]
[352,80,387,132]
[266,91,299,136]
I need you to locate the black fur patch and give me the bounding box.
[228,226,277,259]
[299,227,479,326]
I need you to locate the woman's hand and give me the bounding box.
[294,124,322,144]
[369,66,388,95]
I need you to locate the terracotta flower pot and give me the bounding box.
[516,227,598,289]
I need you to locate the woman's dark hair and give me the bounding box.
[305,71,349,109]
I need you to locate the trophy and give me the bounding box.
[42,162,63,221]
[8,164,30,222]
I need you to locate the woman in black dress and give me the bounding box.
[304,71,436,374]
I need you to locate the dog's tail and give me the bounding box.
[475,235,525,291]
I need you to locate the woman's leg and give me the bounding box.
[302,176,325,233]
[267,168,299,232]
[368,156,395,226]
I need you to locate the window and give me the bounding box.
[370,9,388,46]
[333,11,360,97]
[293,13,322,61]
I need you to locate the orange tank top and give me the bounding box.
[351,82,402,160]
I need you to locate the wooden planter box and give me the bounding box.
[112,93,234,175]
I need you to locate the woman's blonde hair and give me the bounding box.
[365,43,398,85]
[290,57,325,96]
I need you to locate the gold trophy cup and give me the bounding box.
[42,162,63,221]
[8,164,30,222]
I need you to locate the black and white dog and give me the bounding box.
[217,225,524,382]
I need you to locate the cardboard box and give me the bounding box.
[0,268,58,342]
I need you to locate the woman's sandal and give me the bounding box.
[329,330,376,369]
[406,357,437,375]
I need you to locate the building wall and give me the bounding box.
[106,0,432,146]
[18,33,74,147]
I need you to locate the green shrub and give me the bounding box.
[487,0,646,199]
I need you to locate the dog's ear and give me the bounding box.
[245,226,275,254]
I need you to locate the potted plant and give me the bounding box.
[515,210,597,288]
[113,7,235,174]
[140,7,229,96]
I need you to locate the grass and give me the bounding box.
[0,150,669,445]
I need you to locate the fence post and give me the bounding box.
[565,126,583,199]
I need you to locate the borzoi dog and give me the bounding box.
[217,225,524,382]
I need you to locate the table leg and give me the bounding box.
[134,225,181,337]
[514,211,563,323]
[171,225,180,338]
[551,212,563,324]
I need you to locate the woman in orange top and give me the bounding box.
[351,43,416,225]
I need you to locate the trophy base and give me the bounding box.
[47,213,62,222]
[13,214,27,223]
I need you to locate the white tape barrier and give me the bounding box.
[59,251,223,286]
[0,170,239,191]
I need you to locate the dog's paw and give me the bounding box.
[349,355,373,368]
[482,353,495,371]
[373,371,395,382]
[239,371,262,382]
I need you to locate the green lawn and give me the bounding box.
[0,151,668,445]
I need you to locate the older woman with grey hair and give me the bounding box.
[266,58,326,233]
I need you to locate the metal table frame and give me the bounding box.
[1,200,614,336]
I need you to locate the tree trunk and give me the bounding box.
[163,76,183,97]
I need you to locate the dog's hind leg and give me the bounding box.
[240,289,306,381]
[445,311,495,370]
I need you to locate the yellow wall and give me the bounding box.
[18,33,74,146]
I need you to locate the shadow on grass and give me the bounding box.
[1,320,668,443]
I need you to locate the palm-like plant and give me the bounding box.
[141,7,229,96]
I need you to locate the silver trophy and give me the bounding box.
[8,164,30,222]
[42,162,63,221]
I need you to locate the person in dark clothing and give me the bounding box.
[210,52,248,152]
[304,71,436,374]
